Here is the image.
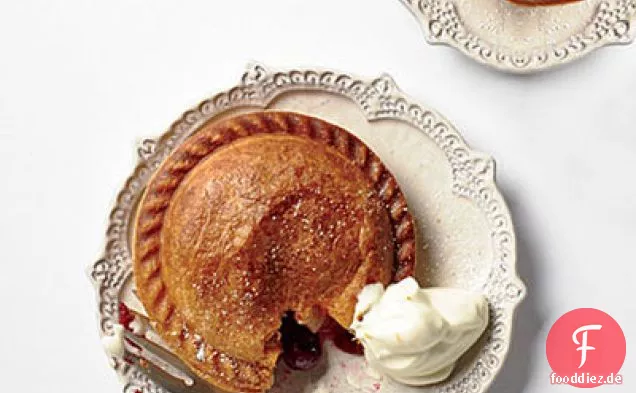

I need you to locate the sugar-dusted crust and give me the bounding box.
[132,111,416,393]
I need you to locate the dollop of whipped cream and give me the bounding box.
[102,323,125,359]
[350,277,489,386]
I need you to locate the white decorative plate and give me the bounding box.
[89,64,526,393]
[400,0,636,72]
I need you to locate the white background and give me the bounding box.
[0,0,634,392]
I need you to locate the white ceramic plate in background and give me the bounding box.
[400,0,636,73]
[89,64,526,393]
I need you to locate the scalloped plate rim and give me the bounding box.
[399,0,636,73]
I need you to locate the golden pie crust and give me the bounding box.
[132,111,416,393]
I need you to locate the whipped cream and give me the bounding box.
[350,277,488,386]
[102,323,125,360]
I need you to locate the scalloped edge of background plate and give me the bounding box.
[400,0,636,73]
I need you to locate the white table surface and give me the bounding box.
[0,0,634,392]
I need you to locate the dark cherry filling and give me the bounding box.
[280,312,322,370]
[280,312,363,370]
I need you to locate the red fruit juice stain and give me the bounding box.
[319,317,364,355]
[118,302,135,330]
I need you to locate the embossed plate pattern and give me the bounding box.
[89,64,526,393]
[401,0,636,72]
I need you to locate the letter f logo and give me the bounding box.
[572,324,602,368]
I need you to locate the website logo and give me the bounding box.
[546,308,626,388]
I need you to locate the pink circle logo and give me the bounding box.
[546,308,626,388]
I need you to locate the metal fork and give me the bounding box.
[118,293,217,392]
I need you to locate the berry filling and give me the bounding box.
[280,312,322,370]
[280,312,363,371]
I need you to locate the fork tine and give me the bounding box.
[119,287,218,391]
[122,336,222,393]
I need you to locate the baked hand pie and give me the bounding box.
[132,111,416,393]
